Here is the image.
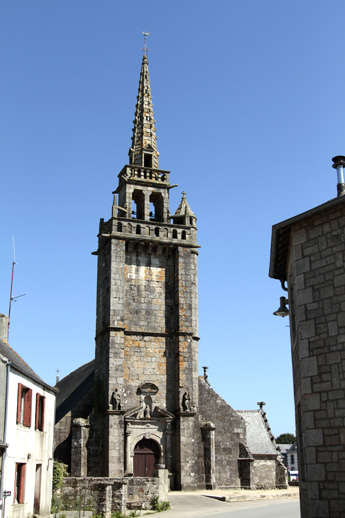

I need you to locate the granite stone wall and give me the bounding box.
[198,377,247,488]
[54,386,94,471]
[251,458,276,489]
[288,204,345,518]
[62,475,165,515]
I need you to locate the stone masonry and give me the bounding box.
[54,52,285,505]
[270,164,345,518]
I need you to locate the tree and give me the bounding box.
[276,433,296,444]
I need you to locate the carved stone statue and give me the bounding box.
[144,404,151,418]
[182,391,191,412]
[111,388,121,410]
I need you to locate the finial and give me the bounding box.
[142,31,150,55]
[182,191,186,198]
[257,401,266,409]
[202,366,210,385]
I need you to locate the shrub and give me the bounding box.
[151,495,170,512]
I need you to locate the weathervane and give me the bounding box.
[142,31,150,55]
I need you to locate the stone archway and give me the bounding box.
[133,438,160,477]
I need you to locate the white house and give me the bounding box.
[286,442,298,474]
[0,317,56,518]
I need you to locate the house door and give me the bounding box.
[133,438,160,477]
[34,464,41,514]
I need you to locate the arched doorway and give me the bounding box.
[133,438,160,477]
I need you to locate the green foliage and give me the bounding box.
[108,511,139,518]
[52,461,69,491]
[276,433,296,444]
[51,461,69,511]
[151,495,170,512]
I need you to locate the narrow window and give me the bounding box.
[35,394,45,431]
[14,463,26,504]
[155,227,160,237]
[17,384,32,427]
[136,224,141,235]
[173,229,178,239]
[117,222,122,232]
[144,154,152,168]
[182,231,187,240]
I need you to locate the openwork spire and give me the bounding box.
[129,54,159,169]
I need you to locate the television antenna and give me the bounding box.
[8,236,25,340]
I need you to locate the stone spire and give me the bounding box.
[129,54,159,169]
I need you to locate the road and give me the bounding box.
[163,494,300,518]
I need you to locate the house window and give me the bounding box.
[14,463,26,504]
[290,454,295,466]
[35,394,45,431]
[16,384,32,427]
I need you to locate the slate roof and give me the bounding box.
[0,338,55,392]
[278,443,293,455]
[237,410,278,456]
[55,359,95,423]
[269,194,345,283]
[287,442,298,454]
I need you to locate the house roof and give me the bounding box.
[55,359,95,423]
[287,442,298,453]
[269,194,345,283]
[237,410,278,456]
[277,443,293,454]
[0,339,55,393]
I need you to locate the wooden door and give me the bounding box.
[133,438,160,477]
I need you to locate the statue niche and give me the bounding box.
[110,388,122,411]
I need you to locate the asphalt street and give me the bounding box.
[161,494,300,518]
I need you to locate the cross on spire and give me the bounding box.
[142,31,150,55]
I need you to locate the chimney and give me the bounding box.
[332,156,345,197]
[0,314,9,342]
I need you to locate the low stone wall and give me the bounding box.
[251,458,277,489]
[62,477,127,515]
[62,471,168,515]
[126,477,160,510]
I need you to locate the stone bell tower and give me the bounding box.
[93,52,200,488]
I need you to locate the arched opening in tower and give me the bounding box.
[149,192,163,222]
[132,190,145,220]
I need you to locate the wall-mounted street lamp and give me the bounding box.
[273,296,289,317]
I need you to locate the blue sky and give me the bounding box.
[1,1,345,437]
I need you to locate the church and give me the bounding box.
[54,51,286,495]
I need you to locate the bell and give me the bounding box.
[273,296,289,317]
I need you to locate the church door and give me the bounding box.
[133,438,160,477]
